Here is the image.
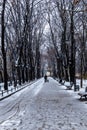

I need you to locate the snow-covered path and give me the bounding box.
[0,77,87,130]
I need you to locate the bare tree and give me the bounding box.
[1,0,8,90]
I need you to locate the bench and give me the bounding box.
[66,84,79,91]
[78,92,87,99]
[59,79,62,83]
[61,81,65,85]
[66,85,72,90]
[65,82,73,90]
[78,87,87,99]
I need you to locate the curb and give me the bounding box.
[0,80,36,101]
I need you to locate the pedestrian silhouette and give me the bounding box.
[44,74,47,82]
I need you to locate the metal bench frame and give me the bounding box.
[78,92,87,99]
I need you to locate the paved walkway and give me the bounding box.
[0,77,87,130]
[19,78,87,130]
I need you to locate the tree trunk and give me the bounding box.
[69,5,76,91]
[1,0,8,90]
[22,68,25,83]
[70,5,76,85]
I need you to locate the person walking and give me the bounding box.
[44,74,47,82]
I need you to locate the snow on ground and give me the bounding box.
[0,77,87,130]
[0,80,38,99]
